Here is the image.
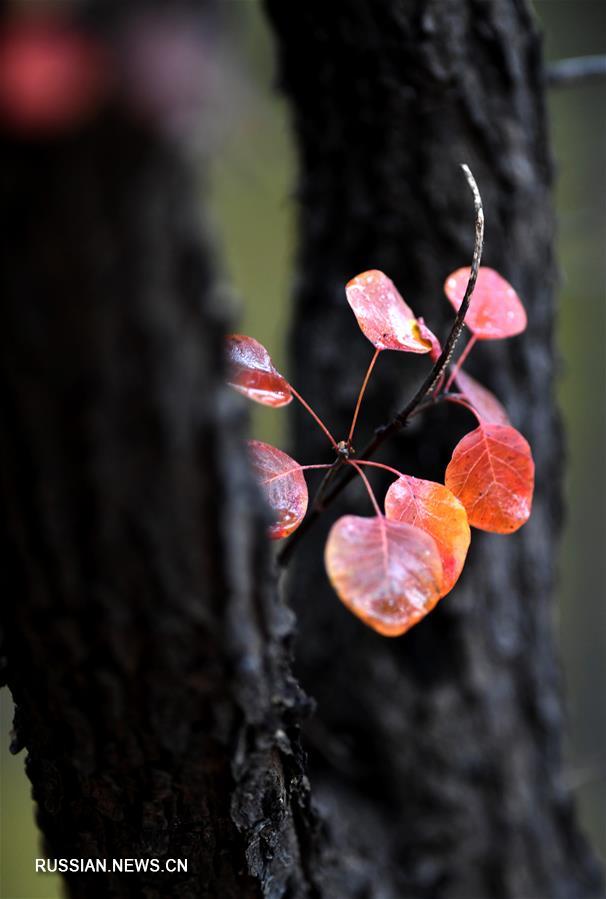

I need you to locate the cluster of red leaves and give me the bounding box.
[226,266,534,638]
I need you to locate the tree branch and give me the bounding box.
[278,164,484,566]
[547,55,606,88]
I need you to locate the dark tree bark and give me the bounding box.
[0,1,604,898]
[0,88,319,899]
[265,1,605,898]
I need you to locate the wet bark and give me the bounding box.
[265,1,605,897]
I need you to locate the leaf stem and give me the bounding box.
[348,461,382,517]
[300,464,336,472]
[290,386,337,448]
[348,348,381,444]
[354,459,405,480]
[444,334,477,392]
[443,393,482,422]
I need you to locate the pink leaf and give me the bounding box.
[248,440,308,539]
[324,514,443,637]
[385,476,470,595]
[346,270,435,353]
[226,334,292,407]
[444,267,527,339]
[454,369,510,426]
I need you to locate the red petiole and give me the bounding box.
[444,334,477,392]
[443,393,482,422]
[352,459,405,480]
[290,386,338,448]
[348,348,381,445]
[348,461,382,517]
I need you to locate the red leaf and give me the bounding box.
[445,424,534,533]
[324,515,443,636]
[385,476,470,595]
[346,270,435,353]
[226,335,292,407]
[248,440,307,539]
[454,369,510,426]
[444,267,527,339]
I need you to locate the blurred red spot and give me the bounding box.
[0,21,107,134]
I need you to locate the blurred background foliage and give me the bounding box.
[1,2,604,896]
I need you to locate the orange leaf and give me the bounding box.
[454,369,510,426]
[248,440,307,539]
[226,334,292,407]
[384,476,470,595]
[445,424,534,533]
[324,515,443,637]
[444,267,526,340]
[346,270,435,353]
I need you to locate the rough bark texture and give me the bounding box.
[0,103,319,899]
[1,1,604,898]
[265,1,605,898]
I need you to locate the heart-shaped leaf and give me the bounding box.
[385,476,470,595]
[324,515,444,637]
[444,267,527,339]
[346,270,435,353]
[226,334,292,407]
[248,440,307,539]
[445,424,534,533]
[454,369,510,426]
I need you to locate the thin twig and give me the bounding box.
[408,391,453,419]
[547,55,606,88]
[395,163,483,422]
[312,457,345,511]
[278,164,484,567]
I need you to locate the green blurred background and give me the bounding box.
[1,2,604,896]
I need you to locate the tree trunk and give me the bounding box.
[0,95,319,899]
[1,1,604,898]
[265,1,605,898]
